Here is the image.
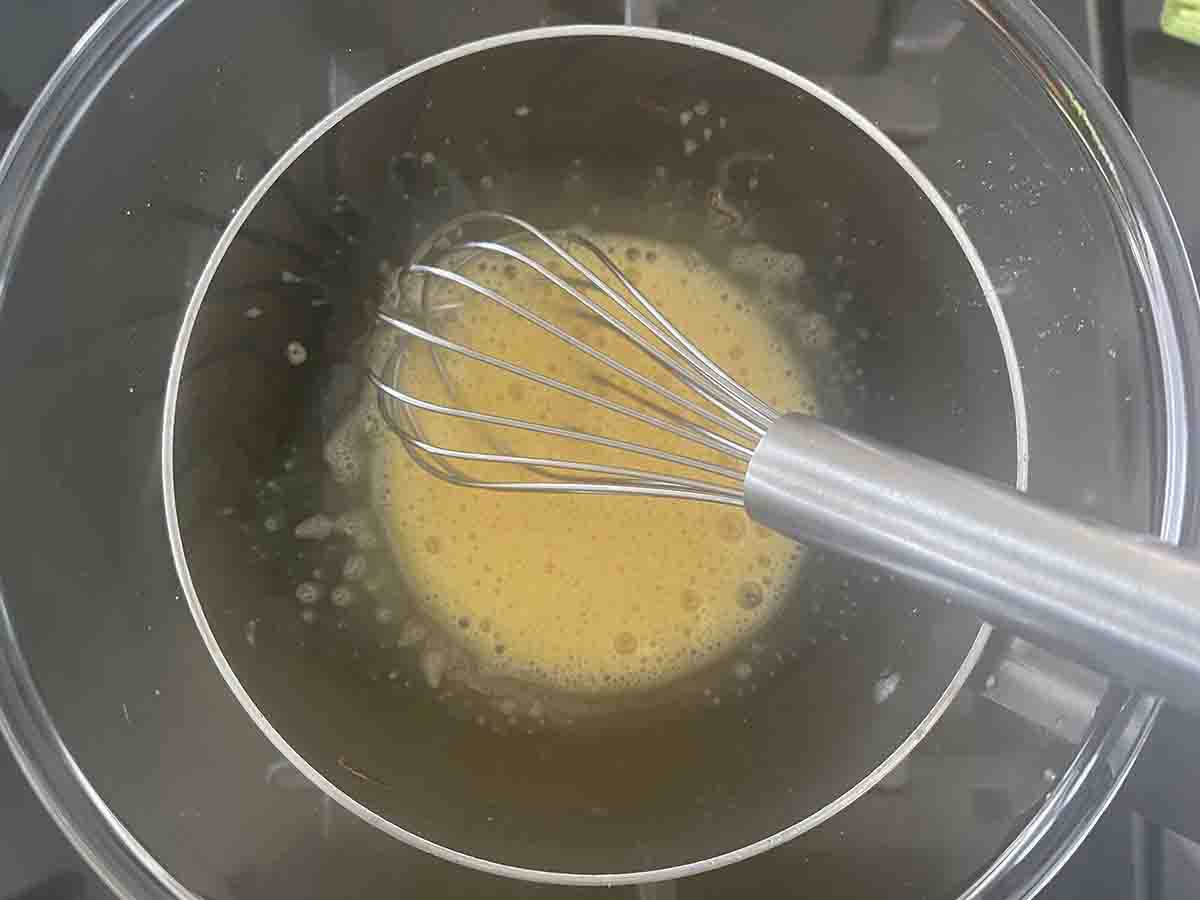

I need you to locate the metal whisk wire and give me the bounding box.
[366,211,782,506]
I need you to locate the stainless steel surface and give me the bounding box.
[981,638,1107,745]
[747,413,1200,709]
[166,31,1002,882]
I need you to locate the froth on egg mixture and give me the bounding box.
[328,230,821,722]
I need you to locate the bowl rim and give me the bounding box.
[161,24,1011,887]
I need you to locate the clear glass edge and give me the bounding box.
[0,1,204,897]
[957,0,1198,893]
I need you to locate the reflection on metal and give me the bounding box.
[265,759,336,839]
[823,0,964,141]
[876,757,912,791]
[959,693,1159,900]
[624,0,658,28]
[328,49,387,110]
[982,639,1107,745]
[265,758,309,790]
[892,0,966,54]
[636,880,678,900]
[821,73,941,142]
[747,412,1200,710]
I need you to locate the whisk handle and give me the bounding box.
[745,413,1200,710]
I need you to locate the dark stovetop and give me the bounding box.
[3,2,1200,898]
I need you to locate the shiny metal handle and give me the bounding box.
[744,413,1200,711]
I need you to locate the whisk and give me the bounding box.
[367,211,1200,710]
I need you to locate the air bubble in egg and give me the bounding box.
[396,620,428,647]
[342,554,368,581]
[421,648,448,688]
[737,582,764,610]
[295,582,322,605]
[294,514,334,541]
[335,511,378,549]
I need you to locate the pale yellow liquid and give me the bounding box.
[372,233,818,695]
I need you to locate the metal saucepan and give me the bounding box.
[167,30,1028,881]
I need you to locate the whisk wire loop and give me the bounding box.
[369,211,781,505]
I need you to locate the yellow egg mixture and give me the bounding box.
[371,232,818,695]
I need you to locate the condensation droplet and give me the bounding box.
[286,341,308,365]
